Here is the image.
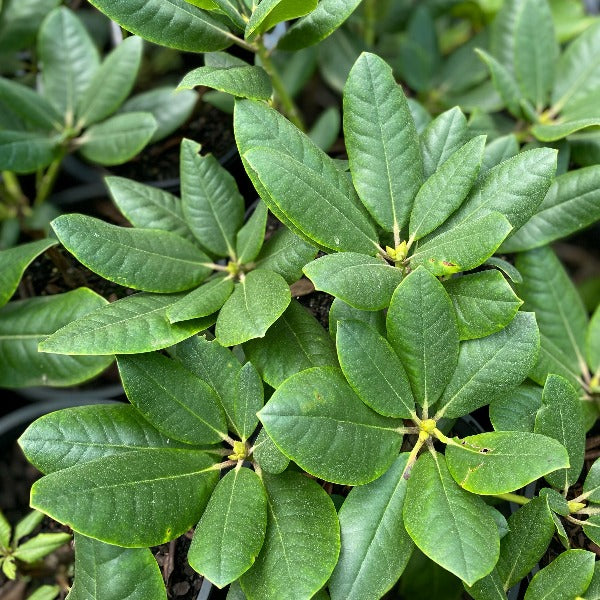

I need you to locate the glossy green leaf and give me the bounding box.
[344,52,422,232]
[79,112,156,166]
[39,293,213,355]
[236,201,268,264]
[77,36,143,126]
[403,451,499,586]
[336,320,415,418]
[329,453,413,600]
[31,449,218,547]
[259,367,403,485]
[496,496,555,589]
[239,472,340,600]
[524,550,595,600]
[167,276,234,323]
[410,136,486,241]
[0,289,112,387]
[181,138,244,257]
[534,374,584,490]
[489,383,543,432]
[303,253,403,311]
[588,304,600,374]
[117,353,227,445]
[436,312,539,419]
[233,362,263,441]
[67,533,166,600]
[475,49,522,118]
[51,214,211,293]
[252,428,289,475]
[0,131,58,173]
[0,238,57,308]
[445,431,569,494]
[245,0,317,37]
[387,267,459,406]
[39,7,100,118]
[178,65,272,100]
[443,270,522,340]
[501,166,600,252]
[19,404,189,474]
[215,270,290,346]
[86,0,232,52]
[329,298,385,339]
[189,468,267,588]
[244,299,337,389]
[13,533,71,563]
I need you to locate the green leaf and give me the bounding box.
[443,270,522,340]
[167,276,234,323]
[480,135,520,178]
[585,561,600,600]
[464,569,508,600]
[329,297,385,340]
[583,515,600,547]
[329,453,414,600]
[39,293,213,355]
[245,0,317,37]
[237,201,268,264]
[28,585,61,600]
[445,431,569,494]
[534,374,585,490]
[38,7,100,119]
[0,131,58,173]
[524,549,595,600]
[215,270,290,346]
[410,136,486,241]
[51,214,211,293]
[13,511,44,544]
[19,404,188,474]
[540,487,570,516]
[336,319,415,418]
[489,383,543,432]
[387,267,459,406]
[409,212,512,276]
[205,0,245,29]
[584,458,600,504]
[252,428,289,475]
[244,299,337,389]
[105,176,195,242]
[496,496,555,589]
[178,65,272,100]
[344,52,422,232]
[13,532,71,563]
[117,353,227,445]
[31,449,218,547]
[86,0,232,52]
[67,533,166,600]
[259,367,403,485]
[403,451,499,586]
[233,362,263,441]
[515,247,588,386]
[0,0,60,54]
[303,253,403,311]
[277,0,361,50]
[0,289,113,388]
[484,257,523,283]
[532,118,600,142]
[181,138,244,257]
[588,304,600,375]
[240,472,340,600]
[436,312,539,419]
[0,511,10,550]
[501,166,600,252]
[308,106,340,151]
[189,468,267,588]
[0,238,57,308]
[475,49,523,118]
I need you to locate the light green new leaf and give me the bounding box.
[51,214,211,293]
[244,299,337,388]
[403,451,499,586]
[277,0,362,50]
[259,367,404,485]
[588,304,600,375]
[524,550,595,600]
[167,276,234,323]
[39,7,99,119]
[252,428,289,475]
[329,453,414,600]
[117,353,227,445]
[489,383,543,432]
[532,118,600,142]
[181,138,244,257]
[67,533,166,600]
[496,496,555,589]
[39,293,213,355]
[443,270,522,340]
[79,112,157,166]
[437,312,539,418]
[534,374,585,490]
[410,135,486,241]
[13,511,44,544]
[28,585,61,600]
[501,166,600,252]
[0,238,57,308]
[336,320,415,418]
[344,52,422,232]
[0,132,58,173]
[387,267,459,406]
[303,253,403,311]
[245,0,317,38]
[105,176,195,242]
[12,533,71,563]
[19,404,189,474]
[189,468,266,588]
[86,0,232,52]
[445,431,569,494]
[215,270,290,346]
[233,362,263,441]
[0,289,112,388]
[0,78,62,131]
[236,201,268,264]
[475,49,523,118]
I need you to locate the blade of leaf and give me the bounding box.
[167,276,234,323]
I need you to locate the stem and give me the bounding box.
[493,492,530,505]
[401,433,427,480]
[256,38,306,131]
[363,0,376,46]
[210,459,238,471]
[34,152,65,207]
[2,171,28,209]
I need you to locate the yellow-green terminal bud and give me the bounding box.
[226,261,241,276]
[568,500,586,514]
[228,441,247,461]
[420,419,437,434]
[590,372,600,394]
[386,241,408,262]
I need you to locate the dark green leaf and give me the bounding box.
[475,49,522,118]
[167,276,234,323]
[236,201,268,264]
[464,569,507,600]
[233,362,263,441]
[588,304,600,375]
[480,135,520,178]
[329,297,385,339]
[483,257,523,283]
[489,383,543,432]
[0,131,58,173]
[252,428,289,474]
